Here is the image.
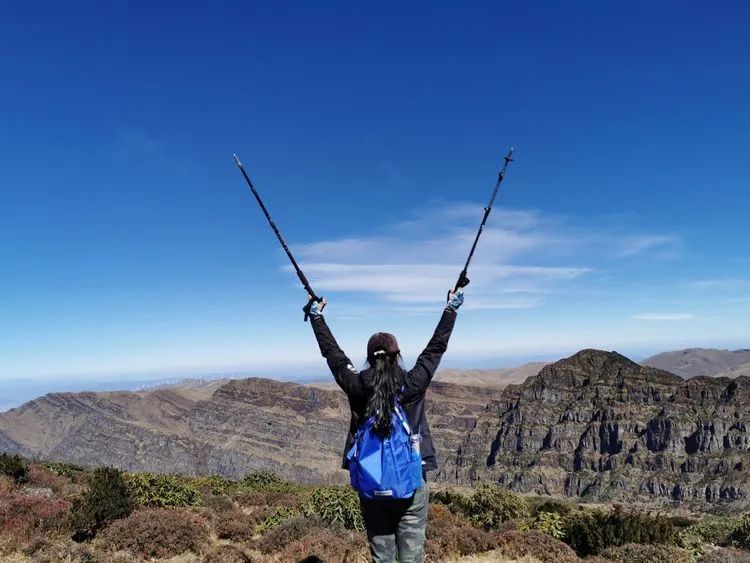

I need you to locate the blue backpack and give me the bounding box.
[346,398,424,500]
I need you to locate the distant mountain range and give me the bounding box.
[1,348,748,509]
[641,348,750,378]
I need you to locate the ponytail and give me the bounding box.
[366,351,401,438]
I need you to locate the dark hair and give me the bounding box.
[366,351,402,437]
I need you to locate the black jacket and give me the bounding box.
[310,307,457,472]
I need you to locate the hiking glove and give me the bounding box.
[308,298,326,319]
[448,289,464,311]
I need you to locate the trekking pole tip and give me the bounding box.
[233,153,242,167]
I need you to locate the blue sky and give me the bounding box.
[1,1,749,384]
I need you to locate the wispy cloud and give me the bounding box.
[287,203,679,311]
[690,278,750,291]
[631,313,696,321]
[617,235,680,257]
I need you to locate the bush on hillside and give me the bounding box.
[531,498,575,517]
[521,511,566,539]
[202,491,235,513]
[494,530,579,563]
[39,461,83,479]
[0,453,28,483]
[22,537,99,563]
[467,484,530,529]
[601,542,691,563]
[564,506,676,557]
[277,528,368,563]
[216,509,268,542]
[98,508,209,559]
[193,474,236,495]
[125,472,201,508]
[71,467,133,537]
[256,506,300,533]
[241,470,296,493]
[424,503,506,558]
[729,514,750,550]
[677,515,745,556]
[0,495,72,554]
[27,464,72,493]
[304,486,365,531]
[430,488,473,515]
[233,490,302,509]
[256,514,328,554]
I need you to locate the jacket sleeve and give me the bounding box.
[310,315,362,397]
[403,306,457,400]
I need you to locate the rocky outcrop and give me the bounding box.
[444,349,750,508]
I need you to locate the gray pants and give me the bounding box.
[360,480,429,563]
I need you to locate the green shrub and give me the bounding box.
[256,506,300,533]
[39,461,81,479]
[194,475,236,495]
[125,472,202,508]
[98,508,209,559]
[564,506,676,557]
[71,467,133,536]
[233,490,302,509]
[241,469,295,492]
[532,499,574,517]
[304,486,365,531]
[522,511,566,540]
[467,484,530,530]
[0,453,28,483]
[677,514,747,556]
[729,514,750,550]
[683,516,739,545]
[601,542,691,563]
[430,488,473,515]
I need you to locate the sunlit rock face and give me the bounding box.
[445,349,750,508]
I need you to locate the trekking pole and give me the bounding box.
[450,147,515,299]
[233,154,324,321]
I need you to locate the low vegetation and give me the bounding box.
[0,456,748,561]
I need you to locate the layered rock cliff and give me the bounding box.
[445,349,750,508]
[0,377,493,484]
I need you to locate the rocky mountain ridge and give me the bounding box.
[447,349,750,509]
[642,348,750,378]
[0,377,493,486]
[2,350,749,508]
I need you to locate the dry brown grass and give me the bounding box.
[0,476,14,495]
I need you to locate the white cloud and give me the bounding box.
[631,313,696,321]
[288,203,679,311]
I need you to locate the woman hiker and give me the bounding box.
[307,289,464,562]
